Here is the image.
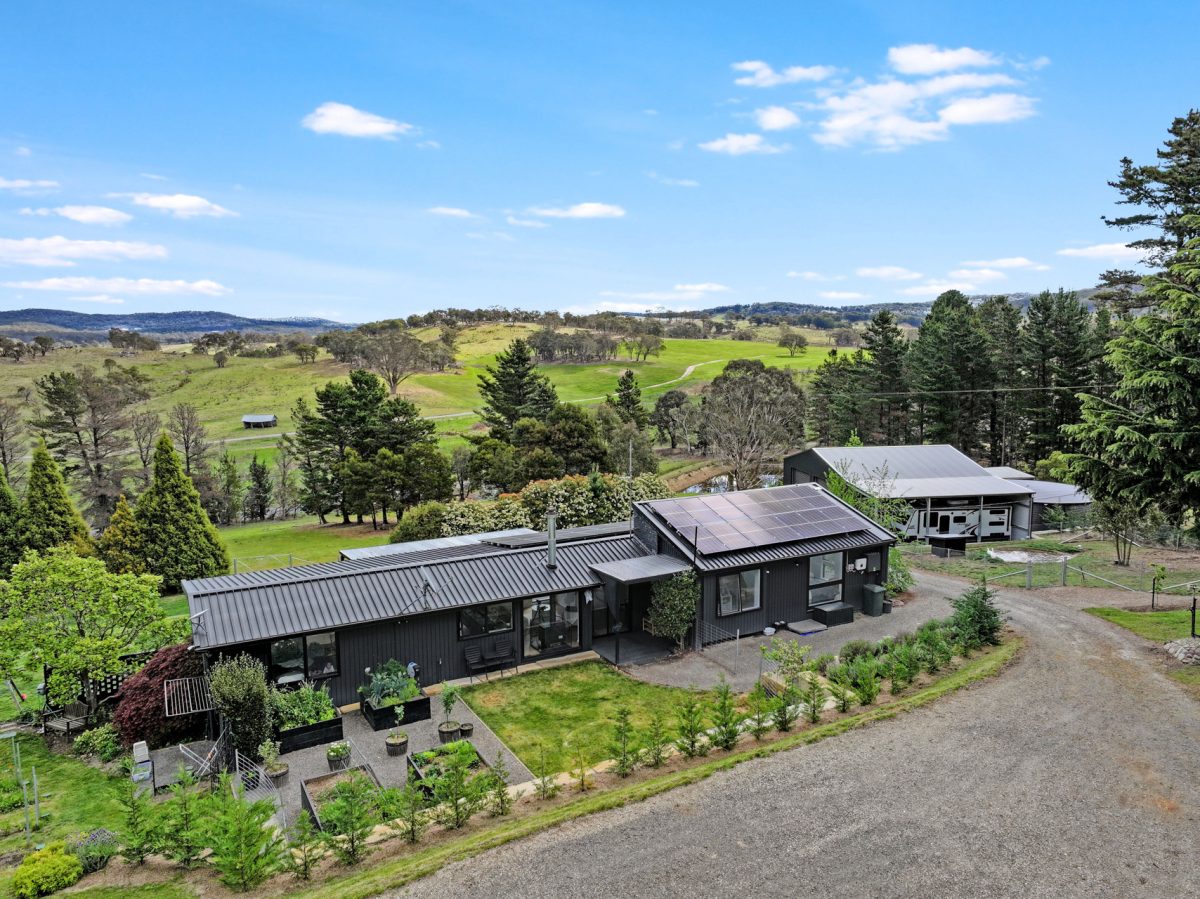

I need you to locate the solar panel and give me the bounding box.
[653,484,868,555]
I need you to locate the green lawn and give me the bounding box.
[0,733,126,855]
[220,515,389,567]
[461,661,716,774]
[1083,607,1195,643]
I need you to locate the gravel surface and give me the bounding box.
[394,570,1199,899]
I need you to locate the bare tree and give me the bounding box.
[0,398,28,491]
[701,361,806,491]
[273,445,301,519]
[168,403,210,476]
[130,410,161,491]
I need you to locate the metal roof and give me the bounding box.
[241,414,277,423]
[339,528,536,561]
[482,521,631,547]
[798,445,1034,500]
[589,554,692,584]
[186,536,642,651]
[1019,479,1092,506]
[984,466,1035,480]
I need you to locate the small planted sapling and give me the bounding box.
[824,665,854,713]
[772,684,799,732]
[486,752,516,816]
[161,768,204,868]
[320,772,380,865]
[533,741,560,800]
[745,684,773,740]
[709,677,741,751]
[643,712,670,767]
[433,754,486,828]
[116,761,158,865]
[674,692,709,758]
[569,741,593,792]
[608,705,639,777]
[284,813,323,881]
[203,775,284,892]
[381,784,429,844]
[799,674,826,725]
[850,656,881,705]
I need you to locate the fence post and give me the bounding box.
[1026,561,1033,590]
[233,558,238,574]
[1061,558,1068,587]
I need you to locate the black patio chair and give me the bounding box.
[486,637,517,677]
[464,644,489,683]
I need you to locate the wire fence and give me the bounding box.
[231,553,315,573]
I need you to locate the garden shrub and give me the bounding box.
[709,678,741,751]
[389,501,449,543]
[745,684,773,740]
[608,705,639,776]
[10,843,83,899]
[66,828,120,873]
[648,572,699,653]
[838,639,874,664]
[951,583,1005,649]
[320,771,381,864]
[209,654,273,759]
[771,684,799,731]
[203,775,284,892]
[113,642,206,749]
[761,638,811,686]
[674,693,709,758]
[885,546,914,596]
[0,776,23,813]
[270,682,337,731]
[825,666,854,713]
[799,674,826,724]
[74,724,123,762]
[806,652,835,676]
[849,656,881,705]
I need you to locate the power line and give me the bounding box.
[808,383,1117,401]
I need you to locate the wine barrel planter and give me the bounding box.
[277,708,344,753]
[360,693,431,731]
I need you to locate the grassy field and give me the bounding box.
[221,515,389,566]
[0,324,831,460]
[1083,607,1195,643]
[899,536,1200,593]
[461,660,717,773]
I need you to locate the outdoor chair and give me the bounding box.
[43,701,89,737]
[464,644,489,683]
[486,637,517,676]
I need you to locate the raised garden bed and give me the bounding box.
[361,692,431,731]
[277,708,343,753]
[299,764,381,831]
[407,739,489,794]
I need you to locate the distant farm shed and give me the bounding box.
[242,414,277,429]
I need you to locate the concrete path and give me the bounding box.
[395,570,1200,899]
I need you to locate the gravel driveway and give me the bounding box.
[395,571,1199,899]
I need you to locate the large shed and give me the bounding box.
[783,444,1035,542]
[986,469,1092,530]
[241,414,278,429]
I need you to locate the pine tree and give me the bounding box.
[477,339,558,436]
[808,349,871,445]
[860,310,909,444]
[606,370,648,430]
[97,494,144,574]
[203,775,284,891]
[0,465,25,575]
[244,455,272,522]
[976,295,1024,465]
[134,434,229,592]
[23,441,91,555]
[1021,290,1092,463]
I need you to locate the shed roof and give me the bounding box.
[1020,479,1092,506]
[339,528,536,561]
[590,554,692,584]
[797,445,1034,500]
[984,466,1035,480]
[185,536,642,651]
[241,414,277,423]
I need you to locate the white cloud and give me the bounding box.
[466,230,515,243]
[529,202,626,219]
[427,206,478,219]
[14,147,31,157]
[140,172,169,181]
[674,282,729,293]
[961,256,1050,271]
[0,237,166,267]
[21,205,132,226]
[4,276,228,295]
[69,294,125,305]
[898,280,977,297]
[754,106,801,131]
[857,265,922,281]
[506,215,547,228]
[732,60,835,87]
[301,101,416,139]
[416,140,441,150]
[0,177,59,191]
[887,44,1000,75]
[647,172,699,187]
[787,270,844,282]
[114,192,236,218]
[1056,243,1144,261]
[939,93,1036,125]
[949,267,1006,282]
[820,290,868,300]
[699,133,787,155]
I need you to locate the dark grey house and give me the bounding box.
[183,484,893,704]
[784,444,1035,542]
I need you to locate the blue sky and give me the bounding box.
[0,1,1195,322]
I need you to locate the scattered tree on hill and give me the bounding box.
[0,547,163,719]
[23,441,91,555]
[358,325,426,395]
[134,434,229,592]
[477,339,558,436]
[168,403,210,477]
[130,410,160,491]
[777,325,809,357]
[108,328,159,353]
[211,449,245,526]
[292,344,319,363]
[623,333,665,361]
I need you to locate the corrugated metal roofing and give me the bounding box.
[339,528,536,561]
[590,554,692,584]
[984,466,1035,480]
[881,476,1034,499]
[482,521,631,547]
[800,445,1034,500]
[186,536,642,650]
[241,414,277,423]
[1020,480,1092,505]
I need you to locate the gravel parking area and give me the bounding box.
[395,570,1200,899]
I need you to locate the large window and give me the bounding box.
[717,569,761,616]
[458,601,514,640]
[523,592,581,658]
[809,551,843,607]
[269,632,338,684]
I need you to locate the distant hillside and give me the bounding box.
[0,308,353,341]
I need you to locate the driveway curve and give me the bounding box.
[397,570,1199,899]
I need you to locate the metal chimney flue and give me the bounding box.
[546,508,558,570]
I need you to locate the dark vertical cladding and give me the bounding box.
[764,560,806,623]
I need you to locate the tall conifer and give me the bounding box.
[23,441,91,555]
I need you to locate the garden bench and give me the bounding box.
[484,637,517,676]
[43,701,89,737]
[464,644,490,682]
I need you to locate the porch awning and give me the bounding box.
[589,554,692,585]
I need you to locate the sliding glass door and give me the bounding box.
[523,591,581,659]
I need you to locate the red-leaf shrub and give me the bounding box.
[112,642,205,748]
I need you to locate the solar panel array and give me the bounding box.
[651,486,867,555]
